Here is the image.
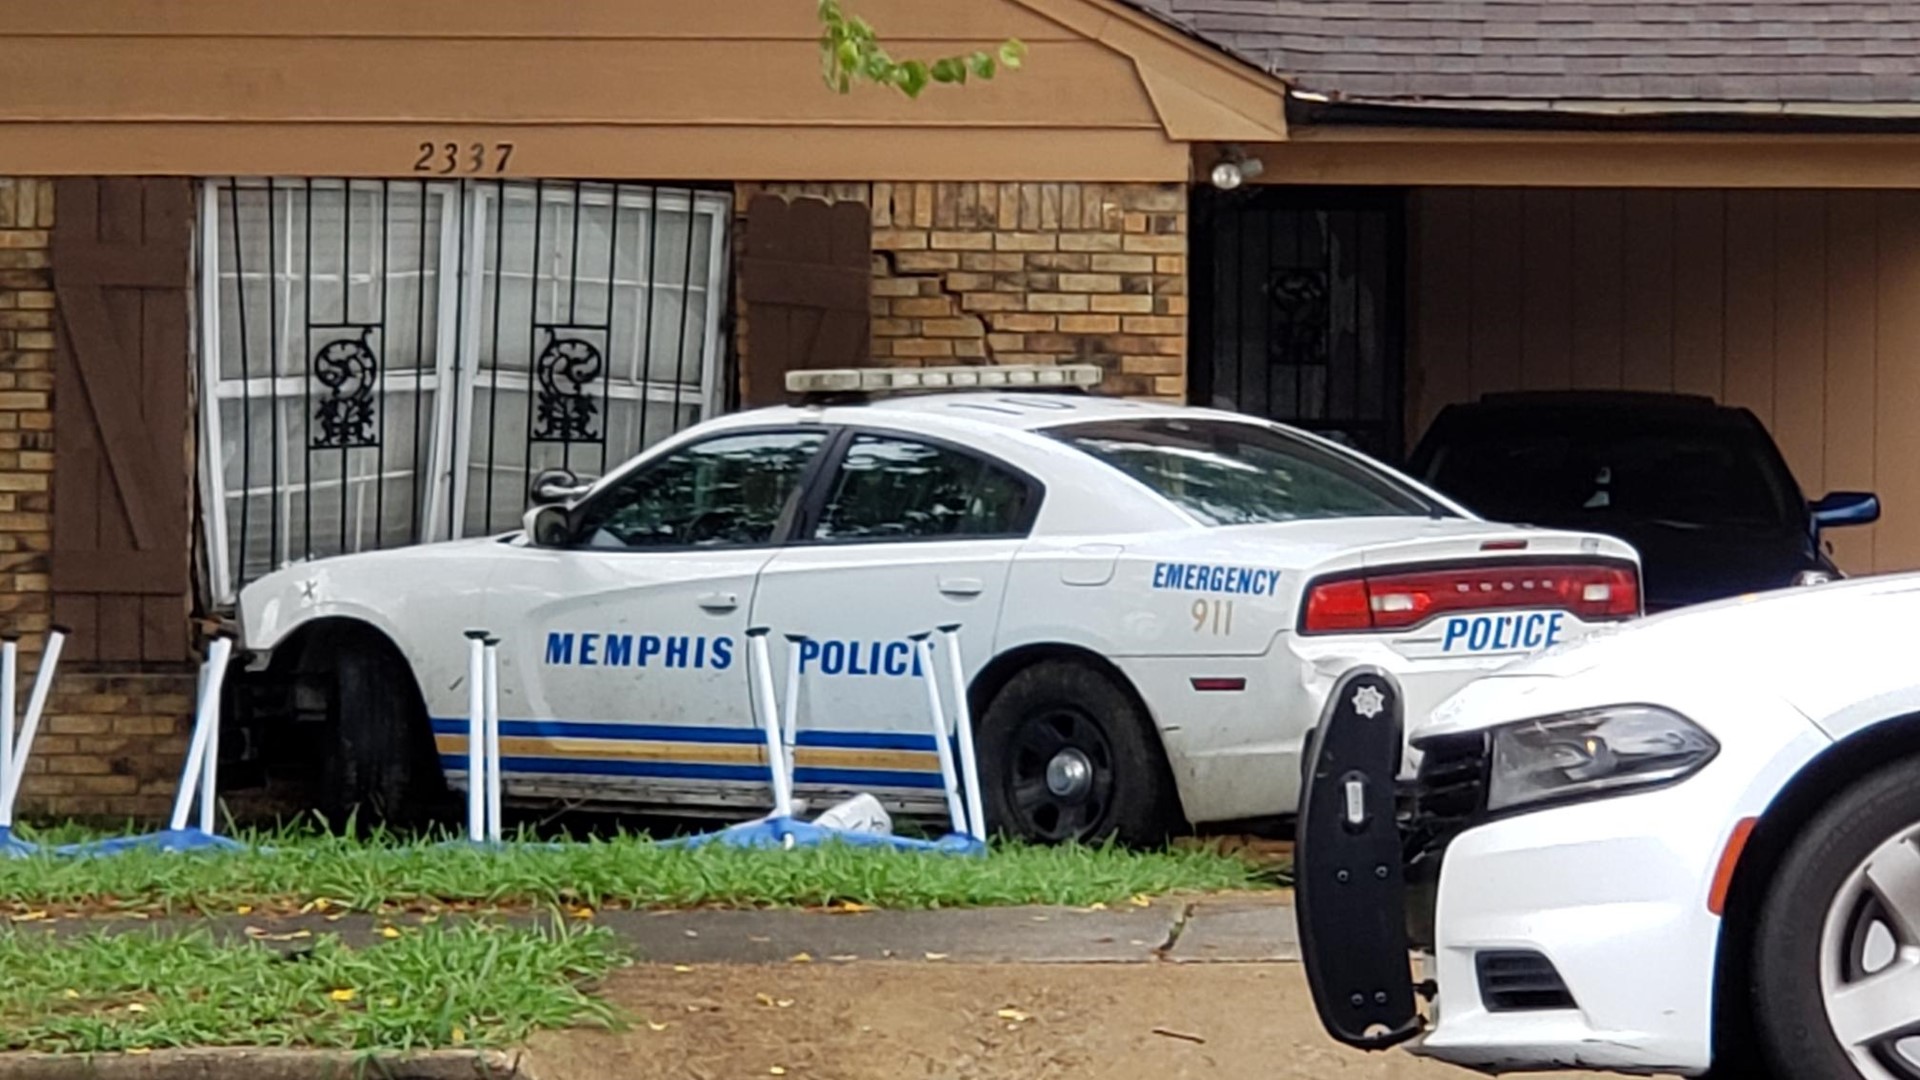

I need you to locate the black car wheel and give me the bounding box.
[314,634,447,832]
[1754,756,1920,1080]
[978,659,1180,845]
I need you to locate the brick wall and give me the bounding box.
[26,674,198,819]
[0,179,56,654]
[0,178,198,822]
[737,182,1189,400]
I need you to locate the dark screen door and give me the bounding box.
[1191,187,1407,462]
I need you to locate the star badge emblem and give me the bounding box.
[1351,684,1386,719]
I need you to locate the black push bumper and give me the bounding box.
[1295,667,1423,1050]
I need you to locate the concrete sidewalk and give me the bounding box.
[19,894,1300,965]
[599,894,1297,965]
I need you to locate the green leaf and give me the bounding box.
[896,59,932,98]
[815,3,1028,98]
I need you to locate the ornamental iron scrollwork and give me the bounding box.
[311,329,381,449]
[1267,268,1330,369]
[532,327,605,443]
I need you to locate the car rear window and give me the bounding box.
[1419,414,1796,528]
[1045,418,1438,526]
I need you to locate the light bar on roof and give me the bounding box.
[785,363,1103,395]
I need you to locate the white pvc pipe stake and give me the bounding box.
[6,629,64,817]
[937,625,986,843]
[913,636,968,837]
[196,637,235,835]
[747,630,793,819]
[0,638,16,829]
[780,635,805,780]
[169,652,215,832]
[464,632,487,842]
[483,637,503,843]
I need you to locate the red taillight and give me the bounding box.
[1300,563,1640,634]
[1303,578,1371,632]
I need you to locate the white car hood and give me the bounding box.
[237,534,513,651]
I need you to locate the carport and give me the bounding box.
[1147,0,1920,576]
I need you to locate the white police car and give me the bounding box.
[235,363,1638,842]
[1299,573,1920,1078]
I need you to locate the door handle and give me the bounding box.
[938,577,985,598]
[697,591,740,612]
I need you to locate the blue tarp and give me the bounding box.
[660,815,985,855]
[6,819,980,858]
[52,828,244,858]
[0,825,36,859]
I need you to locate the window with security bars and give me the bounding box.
[197,179,731,603]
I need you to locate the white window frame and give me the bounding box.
[197,179,733,605]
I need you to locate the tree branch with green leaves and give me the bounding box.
[818,0,1028,98]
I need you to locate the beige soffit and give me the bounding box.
[0,0,1287,180]
[1021,0,1290,142]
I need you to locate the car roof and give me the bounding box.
[708,391,1229,437]
[1468,390,1724,412]
[1425,390,1761,435]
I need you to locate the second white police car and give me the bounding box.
[233,364,1639,841]
[1298,573,1920,1079]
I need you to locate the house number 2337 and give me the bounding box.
[412,142,516,175]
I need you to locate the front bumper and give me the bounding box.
[1413,784,1728,1074]
[1300,678,1830,1076]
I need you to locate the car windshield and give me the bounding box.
[1046,417,1439,526]
[1420,414,1797,528]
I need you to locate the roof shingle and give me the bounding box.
[1120,0,1920,106]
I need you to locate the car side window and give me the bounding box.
[814,434,1035,542]
[572,430,828,549]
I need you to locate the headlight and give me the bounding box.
[1487,705,1718,813]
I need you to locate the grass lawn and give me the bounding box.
[0,824,1275,916]
[0,920,624,1054]
[0,826,1275,1055]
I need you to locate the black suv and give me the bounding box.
[1408,391,1880,613]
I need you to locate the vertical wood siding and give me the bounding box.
[1410,187,1920,575]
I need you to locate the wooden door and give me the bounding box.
[51,178,193,662]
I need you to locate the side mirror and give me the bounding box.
[524,505,574,548]
[1811,491,1881,529]
[530,467,590,506]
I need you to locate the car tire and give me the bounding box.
[1753,756,1920,1080]
[977,659,1181,846]
[316,636,447,832]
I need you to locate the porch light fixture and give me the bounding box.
[1210,147,1266,191]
